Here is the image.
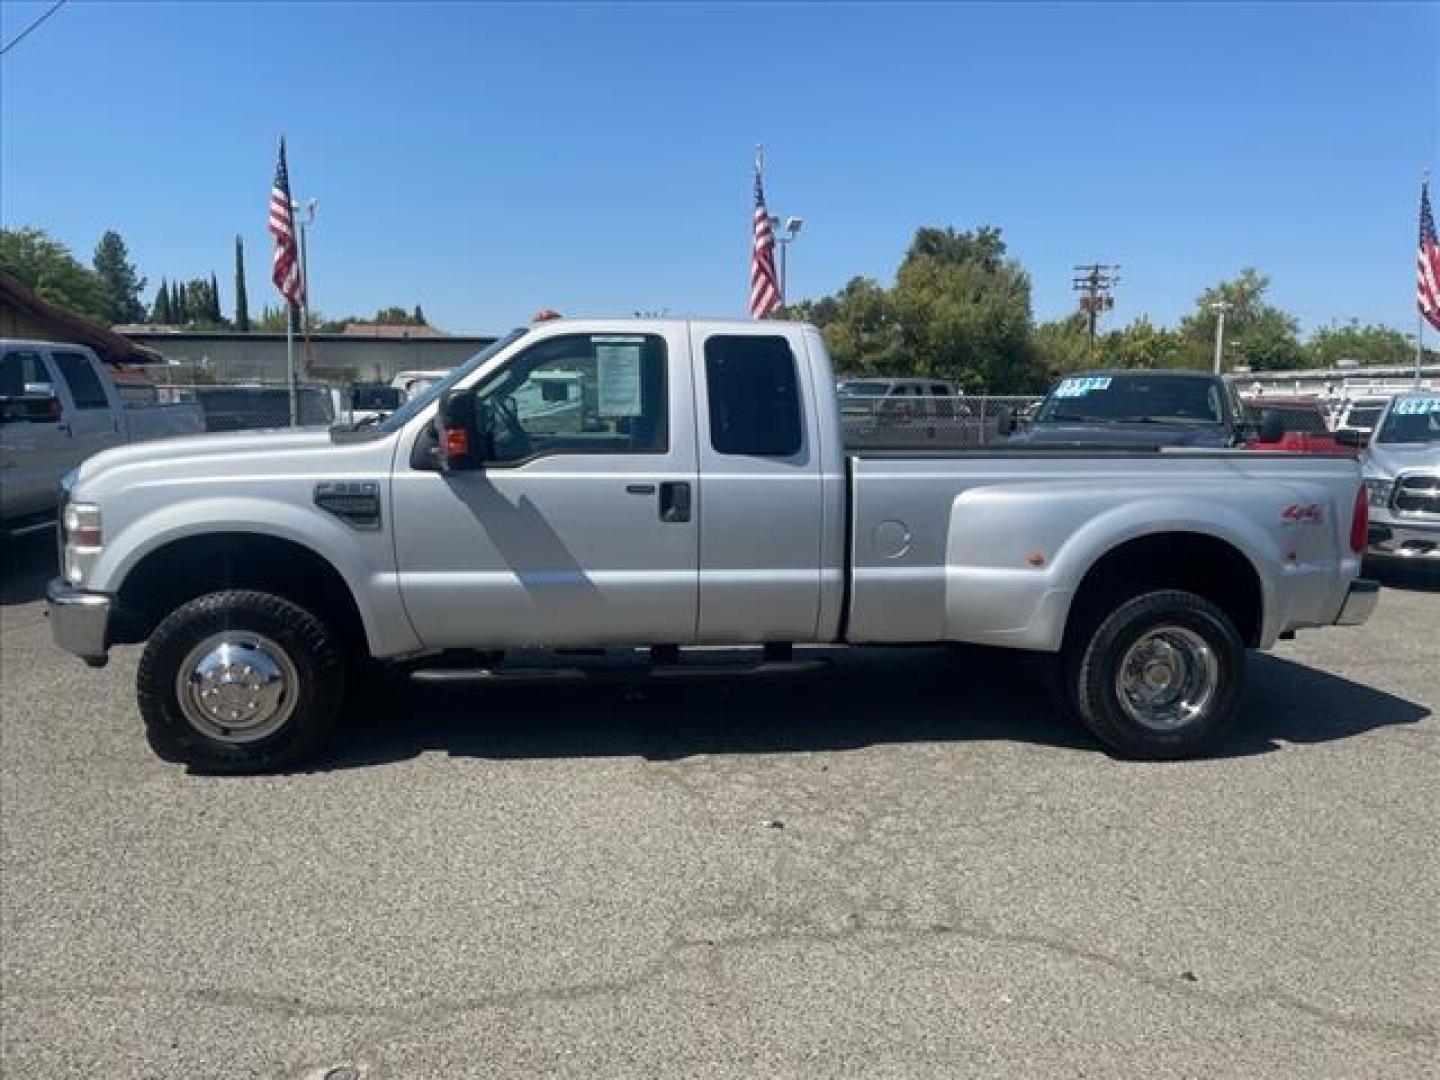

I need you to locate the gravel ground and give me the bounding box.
[2,534,1437,1079]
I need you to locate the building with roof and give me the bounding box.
[113,326,499,384]
[0,270,160,365]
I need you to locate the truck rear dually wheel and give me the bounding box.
[1067,589,1244,760]
[137,590,346,773]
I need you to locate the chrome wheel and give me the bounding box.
[174,632,299,743]
[1114,626,1218,732]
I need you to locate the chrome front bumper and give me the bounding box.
[46,579,112,666]
[1367,518,1440,561]
[1334,578,1380,627]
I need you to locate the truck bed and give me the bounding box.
[844,450,1364,651]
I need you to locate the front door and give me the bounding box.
[48,349,120,463]
[391,328,700,649]
[0,348,71,519]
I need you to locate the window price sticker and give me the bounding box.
[1054,376,1113,398]
[1393,396,1440,416]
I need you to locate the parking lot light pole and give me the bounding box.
[1210,301,1233,374]
[768,215,804,308]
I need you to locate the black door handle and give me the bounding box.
[659,481,691,523]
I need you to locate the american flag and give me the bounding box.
[1420,177,1440,333]
[750,165,781,319]
[269,137,304,308]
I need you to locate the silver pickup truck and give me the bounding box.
[47,319,1377,772]
[2,339,203,535]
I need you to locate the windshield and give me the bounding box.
[1375,396,1440,444]
[1036,374,1224,425]
[839,381,889,397]
[1343,405,1385,430]
[373,329,528,433]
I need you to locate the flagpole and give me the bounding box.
[1419,171,1429,389]
[287,303,298,425]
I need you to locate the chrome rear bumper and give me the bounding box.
[46,579,112,666]
[1334,578,1379,627]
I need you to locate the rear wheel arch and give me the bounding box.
[1063,531,1265,650]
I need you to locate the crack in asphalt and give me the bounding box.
[7,909,1435,1080]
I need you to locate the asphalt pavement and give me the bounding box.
[2,533,1437,1078]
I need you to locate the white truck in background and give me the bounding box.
[1,340,204,536]
[47,319,1377,772]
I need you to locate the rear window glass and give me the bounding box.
[704,335,803,456]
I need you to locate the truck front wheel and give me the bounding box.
[137,590,346,773]
[1067,589,1244,760]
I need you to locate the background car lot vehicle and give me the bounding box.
[1336,395,1394,439]
[1361,391,1440,564]
[390,369,451,401]
[344,383,404,426]
[1007,370,1264,448]
[0,339,203,536]
[1240,395,1352,454]
[47,319,1375,772]
[837,377,964,422]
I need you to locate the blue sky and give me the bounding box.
[2,2,1436,336]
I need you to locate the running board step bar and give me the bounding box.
[408,659,829,684]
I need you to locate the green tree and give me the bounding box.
[150,277,173,324]
[91,230,147,324]
[1032,315,1093,375]
[234,236,250,331]
[0,226,107,323]
[1179,268,1304,370]
[175,281,189,324]
[806,276,902,375]
[412,304,426,325]
[208,272,222,324]
[890,226,1041,391]
[796,225,1043,391]
[1097,317,1204,370]
[1306,322,1414,368]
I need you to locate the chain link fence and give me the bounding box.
[149,383,342,431]
[840,395,1043,449]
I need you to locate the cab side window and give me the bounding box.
[474,333,668,463]
[51,351,109,409]
[704,335,803,456]
[0,351,49,398]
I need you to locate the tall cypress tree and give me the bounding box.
[152,277,172,323]
[208,271,222,324]
[234,236,251,331]
[176,281,189,324]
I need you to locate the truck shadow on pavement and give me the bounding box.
[311,646,1430,772]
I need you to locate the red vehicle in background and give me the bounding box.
[1243,396,1354,455]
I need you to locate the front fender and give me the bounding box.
[90,496,422,658]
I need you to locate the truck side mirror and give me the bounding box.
[437,389,489,470]
[1257,409,1286,444]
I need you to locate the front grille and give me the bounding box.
[1393,472,1440,517]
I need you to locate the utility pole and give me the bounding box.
[1210,300,1233,374]
[1071,264,1119,355]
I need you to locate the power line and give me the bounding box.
[0,0,69,57]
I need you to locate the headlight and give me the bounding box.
[1364,479,1393,508]
[63,502,103,547]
